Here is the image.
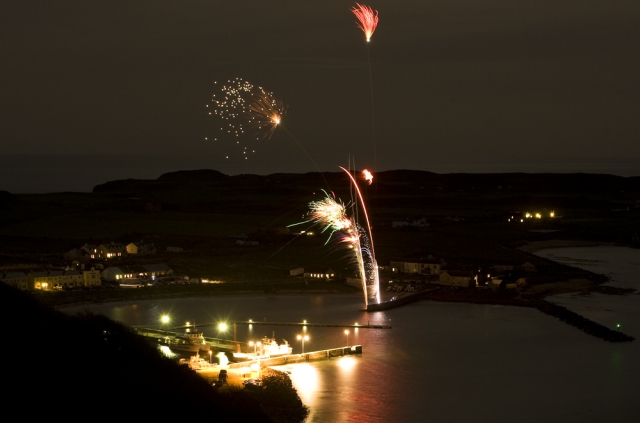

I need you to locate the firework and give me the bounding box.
[291,168,380,307]
[352,3,379,42]
[362,169,373,185]
[307,191,354,243]
[339,166,379,304]
[206,78,287,160]
[246,86,287,141]
[351,3,380,182]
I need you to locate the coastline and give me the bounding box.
[517,239,614,253]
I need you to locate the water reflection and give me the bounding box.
[337,356,357,372]
[275,363,320,409]
[65,278,640,423]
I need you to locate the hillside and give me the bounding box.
[0,170,638,284]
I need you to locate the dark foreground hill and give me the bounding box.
[0,282,274,420]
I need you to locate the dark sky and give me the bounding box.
[2,0,639,177]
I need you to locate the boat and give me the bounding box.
[161,326,211,353]
[179,355,214,370]
[259,336,292,357]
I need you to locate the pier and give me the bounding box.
[229,345,363,369]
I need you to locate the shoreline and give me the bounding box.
[517,239,616,254]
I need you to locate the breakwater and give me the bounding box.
[234,321,390,329]
[537,300,635,342]
[362,288,438,311]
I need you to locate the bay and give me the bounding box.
[65,246,640,422]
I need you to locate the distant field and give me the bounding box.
[0,211,274,239]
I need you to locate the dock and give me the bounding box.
[228,345,363,369]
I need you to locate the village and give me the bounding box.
[1,234,540,294]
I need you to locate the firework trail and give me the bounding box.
[352,3,379,179]
[289,168,380,307]
[340,166,379,304]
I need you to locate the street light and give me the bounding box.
[249,341,262,357]
[209,350,212,364]
[249,341,262,379]
[297,334,309,354]
[160,315,170,325]
[344,329,350,347]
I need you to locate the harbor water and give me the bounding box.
[65,246,640,422]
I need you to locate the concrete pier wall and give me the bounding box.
[229,345,362,369]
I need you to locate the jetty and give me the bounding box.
[362,288,438,311]
[229,345,363,369]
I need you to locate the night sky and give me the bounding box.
[2,1,639,182]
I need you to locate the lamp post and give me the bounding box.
[249,341,262,379]
[344,329,350,347]
[249,341,262,357]
[297,334,309,354]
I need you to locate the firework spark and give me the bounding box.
[206,78,287,159]
[290,168,380,307]
[362,169,373,185]
[352,3,379,42]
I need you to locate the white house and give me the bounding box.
[102,267,125,282]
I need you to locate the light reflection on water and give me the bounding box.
[65,248,640,423]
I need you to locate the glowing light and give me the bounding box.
[158,345,176,358]
[160,315,170,324]
[297,334,309,354]
[337,356,357,370]
[218,322,228,332]
[352,3,379,42]
[362,169,373,185]
[216,352,229,366]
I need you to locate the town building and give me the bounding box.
[0,271,28,290]
[96,242,127,259]
[303,268,335,280]
[390,258,444,275]
[126,241,157,256]
[102,263,173,282]
[438,270,476,288]
[23,268,101,290]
